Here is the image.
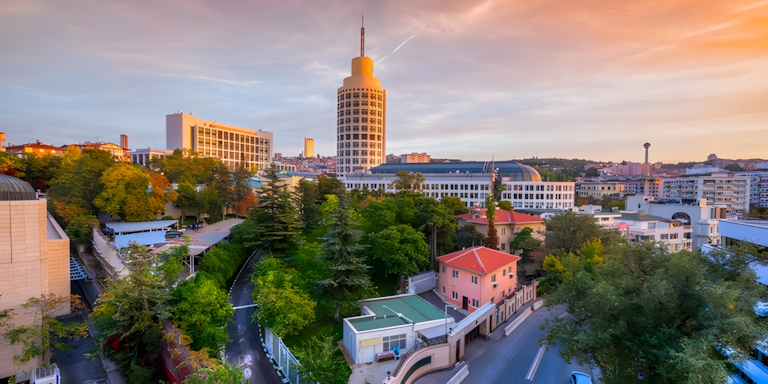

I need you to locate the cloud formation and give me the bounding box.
[0,0,766,162]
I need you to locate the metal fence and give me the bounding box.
[407,271,439,294]
[264,327,308,384]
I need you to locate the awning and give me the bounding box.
[106,220,178,234]
[360,337,382,347]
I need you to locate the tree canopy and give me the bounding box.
[545,211,602,253]
[542,242,768,383]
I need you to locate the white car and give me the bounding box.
[570,371,592,384]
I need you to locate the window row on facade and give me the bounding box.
[338,109,383,118]
[195,127,266,144]
[338,125,383,133]
[503,192,574,201]
[339,118,384,125]
[338,100,384,109]
[337,157,382,165]
[338,134,383,143]
[337,150,382,157]
[337,89,384,102]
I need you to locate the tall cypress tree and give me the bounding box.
[320,194,371,323]
[484,195,500,250]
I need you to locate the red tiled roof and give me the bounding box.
[455,209,544,225]
[437,246,521,275]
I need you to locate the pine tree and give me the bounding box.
[251,170,301,255]
[320,194,371,323]
[484,195,500,250]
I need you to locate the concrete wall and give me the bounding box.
[0,198,70,379]
[91,227,127,277]
[383,344,451,384]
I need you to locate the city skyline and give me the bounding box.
[1,0,766,163]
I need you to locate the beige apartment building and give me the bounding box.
[336,25,386,177]
[166,112,273,172]
[401,152,431,163]
[575,181,625,199]
[662,172,750,217]
[624,178,663,197]
[0,175,70,379]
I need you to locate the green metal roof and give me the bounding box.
[348,295,447,332]
[619,213,668,222]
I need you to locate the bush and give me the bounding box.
[198,243,247,289]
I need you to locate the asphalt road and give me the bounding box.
[463,306,592,384]
[225,250,283,384]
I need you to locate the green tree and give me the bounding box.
[0,151,24,177]
[414,197,457,257]
[510,227,542,257]
[93,164,178,222]
[363,225,430,291]
[295,179,322,230]
[440,196,470,215]
[184,362,246,384]
[201,185,223,224]
[483,196,500,250]
[393,171,425,191]
[545,211,601,253]
[232,165,253,218]
[542,243,768,383]
[250,170,301,255]
[456,224,485,249]
[724,163,744,172]
[175,183,199,224]
[90,242,174,381]
[198,243,247,289]
[293,335,349,384]
[65,214,99,244]
[317,174,345,199]
[4,293,88,367]
[605,200,625,211]
[497,200,513,211]
[48,146,115,216]
[320,194,371,323]
[252,257,316,337]
[171,275,234,355]
[21,153,61,191]
[584,167,599,177]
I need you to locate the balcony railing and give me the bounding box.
[392,335,448,376]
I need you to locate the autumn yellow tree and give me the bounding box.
[94,164,177,222]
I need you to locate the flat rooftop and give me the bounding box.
[349,295,447,332]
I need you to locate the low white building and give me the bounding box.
[736,165,768,209]
[618,212,693,252]
[575,181,625,199]
[625,196,725,249]
[344,161,575,209]
[342,294,454,364]
[662,172,750,217]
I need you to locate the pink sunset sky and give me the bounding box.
[0,0,766,162]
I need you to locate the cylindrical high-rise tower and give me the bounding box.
[336,18,386,177]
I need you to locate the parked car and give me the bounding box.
[570,371,592,384]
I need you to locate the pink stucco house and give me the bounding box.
[437,246,521,313]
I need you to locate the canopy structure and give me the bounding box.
[105,220,178,235]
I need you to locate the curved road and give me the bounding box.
[226,250,283,384]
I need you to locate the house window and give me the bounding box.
[471,299,479,308]
[648,222,657,229]
[442,286,445,294]
[471,276,478,284]
[452,291,458,300]
[491,275,496,283]
[452,270,459,278]
[501,243,506,251]
[501,227,506,235]
[382,334,407,351]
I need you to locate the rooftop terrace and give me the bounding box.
[348,295,448,332]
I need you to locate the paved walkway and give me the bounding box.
[413,299,542,384]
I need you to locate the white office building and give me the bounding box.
[344,161,575,209]
[625,195,725,249]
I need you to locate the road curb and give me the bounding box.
[229,248,260,296]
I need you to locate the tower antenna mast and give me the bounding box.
[361,15,365,57]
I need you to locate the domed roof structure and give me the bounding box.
[368,161,542,182]
[0,174,38,201]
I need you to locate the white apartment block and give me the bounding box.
[166,112,273,172]
[575,181,625,199]
[737,166,768,209]
[625,195,725,249]
[662,172,750,217]
[619,212,694,253]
